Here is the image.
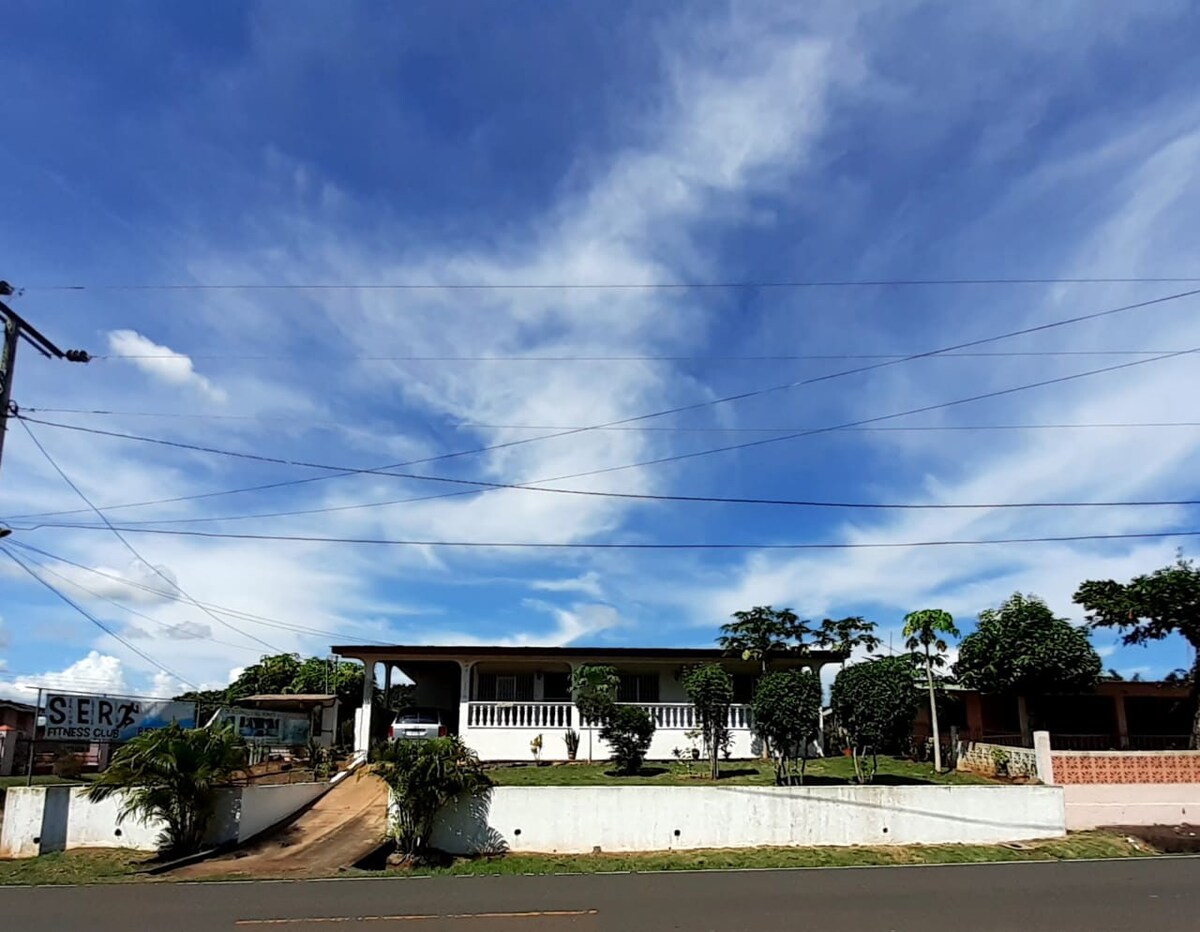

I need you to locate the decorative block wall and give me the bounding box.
[1051,751,1200,784]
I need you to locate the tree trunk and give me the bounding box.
[925,648,943,772]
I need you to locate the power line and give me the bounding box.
[1,545,197,689]
[10,346,1199,524]
[14,418,284,654]
[5,539,399,648]
[91,349,1197,362]
[26,276,1200,291]
[13,525,1200,551]
[11,545,264,655]
[11,288,1198,523]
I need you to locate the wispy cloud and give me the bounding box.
[106,330,228,403]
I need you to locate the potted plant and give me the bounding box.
[564,729,580,761]
[530,733,544,764]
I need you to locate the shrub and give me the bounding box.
[86,724,247,856]
[752,669,822,785]
[570,664,619,727]
[374,736,491,862]
[599,705,655,775]
[831,656,920,783]
[563,729,580,759]
[680,663,734,779]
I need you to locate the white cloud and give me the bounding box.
[529,572,605,599]
[0,651,129,702]
[106,329,228,403]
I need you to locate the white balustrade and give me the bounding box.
[575,703,753,730]
[467,702,574,729]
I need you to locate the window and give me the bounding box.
[543,672,571,701]
[476,672,535,701]
[618,672,660,703]
[732,673,756,704]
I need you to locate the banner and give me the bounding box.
[211,708,312,746]
[43,693,196,742]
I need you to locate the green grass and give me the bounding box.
[0,849,150,886]
[377,831,1157,877]
[487,756,995,787]
[0,832,1158,885]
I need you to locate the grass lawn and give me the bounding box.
[0,849,151,886]
[487,756,995,786]
[0,832,1158,885]
[399,831,1155,877]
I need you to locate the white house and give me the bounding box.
[333,644,840,762]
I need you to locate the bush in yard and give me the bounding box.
[599,705,656,775]
[752,669,822,785]
[52,751,85,780]
[374,735,492,864]
[830,656,920,783]
[680,663,734,779]
[570,663,620,727]
[85,723,247,857]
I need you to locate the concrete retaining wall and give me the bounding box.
[0,780,330,858]
[427,784,1066,854]
[1063,783,1200,830]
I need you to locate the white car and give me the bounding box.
[388,707,449,741]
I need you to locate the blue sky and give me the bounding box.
[2,1,1200,698]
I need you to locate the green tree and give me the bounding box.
[955,593,1101,735]
[598,705,656,775]
[680,664,734,779]
[570,664,620,763]
[1075,557,1200,748]
[831,656,920,783]
[718,606,812,672]
[817,616,882,663]
[227,653,302,701]
[85,724,246,856]
[751,669,822,785]
[902,608,960,772]
[373,736,492,863]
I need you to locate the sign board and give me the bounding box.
[43,694,196,742]
[211,708,312,746]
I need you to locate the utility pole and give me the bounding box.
[0,281,90,480]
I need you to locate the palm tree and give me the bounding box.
[86,723,246,856]
[374,735,492,863]
[902,608,960,772]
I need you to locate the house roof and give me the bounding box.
[332,644,843,663]
[237,694,338,709]
[0,699,36,713]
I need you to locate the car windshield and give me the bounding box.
[396,710,439,724]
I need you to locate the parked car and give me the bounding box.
[388,707,449,741]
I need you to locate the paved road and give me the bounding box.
[1,857,1197,931]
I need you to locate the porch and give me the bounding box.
[333,644,835,762]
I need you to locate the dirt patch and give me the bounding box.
[1107,824,1200,854]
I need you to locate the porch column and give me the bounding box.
[383,664,393,708]
[1113,693,1130,749]
[1017,694,1031,745]
[459,662,472,737]
[354,661,374,754]
[965,693,985,739]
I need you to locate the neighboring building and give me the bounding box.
[914,680,1193,750]
[219,694,340,749]
[0,699,37,776]
[332,644,840,761]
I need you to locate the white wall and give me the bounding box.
[234,783,329,842]
[1063,784,1200,830]
[1,788,48,858]
[0,781,331,858]
[429,785,1066,854]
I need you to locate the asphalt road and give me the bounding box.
[1,857,1197,931]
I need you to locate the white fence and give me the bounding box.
[466,702,574,729]
[428,785,1067,854]
[0,781,331,859]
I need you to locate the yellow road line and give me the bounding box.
[236,909,598,925]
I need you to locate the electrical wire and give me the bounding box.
[5,539,400,648]
[15,407,1200,435]
[14,418,284,654]
[10,345,1199,525]
[10,545,265,655]
[91,349,1198,361]
[26,275,1200,291]
[1,545,198,689]
[12,525,1200,550]
[10,288,1199,524]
